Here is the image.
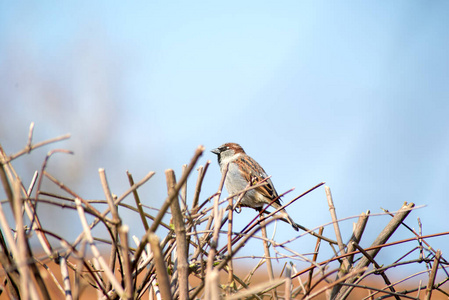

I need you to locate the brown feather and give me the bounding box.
[235,155,281,206]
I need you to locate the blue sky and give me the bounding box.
[1,1,448,271]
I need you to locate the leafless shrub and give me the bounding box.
[0,124,448,299]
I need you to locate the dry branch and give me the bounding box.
[165,169,189,300]
[1,128,448,300]
[425,249,442,300]
[333,202,415,300]
[148,233,172,300]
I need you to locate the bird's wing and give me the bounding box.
[235,155,280,202]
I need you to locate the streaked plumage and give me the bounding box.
[211,142,299,231]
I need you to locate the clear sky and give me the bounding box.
[1,1,448,271]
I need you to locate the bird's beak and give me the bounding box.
[211,148,220,155]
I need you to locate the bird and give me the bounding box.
[211,142,300,231]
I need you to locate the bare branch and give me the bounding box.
[425,249,442,300]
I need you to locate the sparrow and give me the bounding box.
[211,142,300,231]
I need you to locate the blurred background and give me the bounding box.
[1,1,448,276]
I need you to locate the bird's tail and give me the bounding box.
[289,217,300,231]
[276,210,339,244]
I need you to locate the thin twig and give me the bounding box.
[425,249,441,300]
[225,278,286,300]
[148,233,173,300]
[284,264,292,300]
[192,161,210,211]
[226,177,235,295]
[260,216,278,300]
[351,241,400,300]
[119,225,133,300]
[74,198,125,297]
[13,179,33,300]
[305,267,368,300]
[72,170,156,248]
[307,226,324,292]
[335,202,415,300]
[99,168,121,292]
[6,133,71,163]
[165,169,189,300]
[133,146,204,271]
[127,171,150,231]
[325,186,347,254]
[59,256,73,300]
